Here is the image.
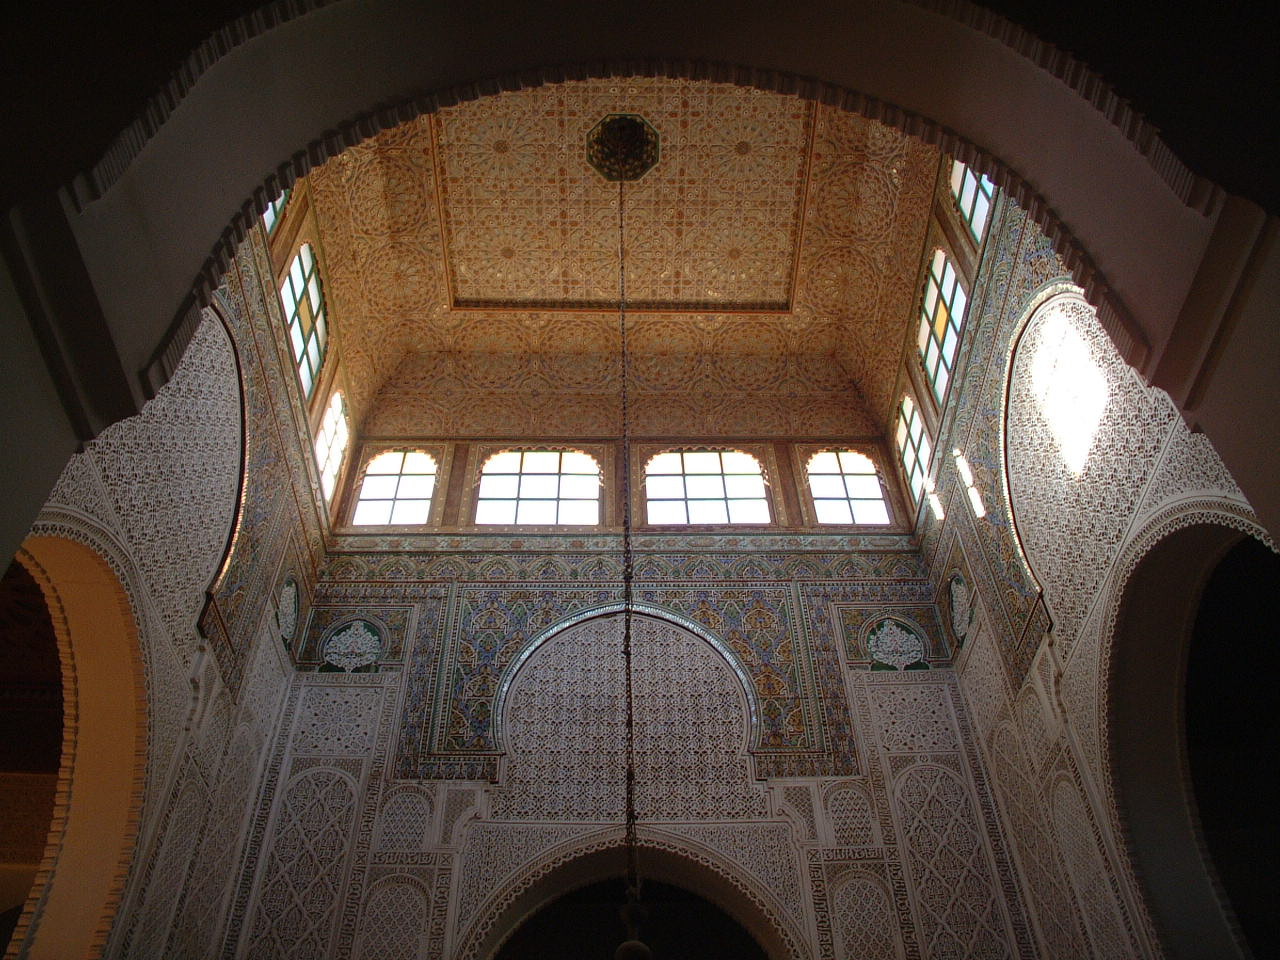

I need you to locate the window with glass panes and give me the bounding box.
[949,161,994,241]
[806,450,891,525]
[279,243,328,399]
[262,189,290,234]
[896,395,931,505]
[645,450,770,525]
[917,249,968,404]
[314,392,348,504]
[352,450,438,525]
[475,450,601,525]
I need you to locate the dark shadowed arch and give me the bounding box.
[1109,522,1276,959]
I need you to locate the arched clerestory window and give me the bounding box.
[805,450,890,525]
[352,450,439,525]
[475,450,601,525]
[644,450,770,525]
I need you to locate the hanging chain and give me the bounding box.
[617,181,640,897]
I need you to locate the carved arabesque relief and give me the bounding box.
[490,613,767,822]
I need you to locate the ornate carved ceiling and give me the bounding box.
[306,78,938,439]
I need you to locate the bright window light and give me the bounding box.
[645,450,770,525]
[353,450,438,525]
[952,448,987,518]
[1030,311,1109,475]
[917,249,969,404]
[314,392,348,504]
[924,474,945,521]
[476,450,601,525]
[950,161,995,241]
[279,243,328,399]
[262,189,290,235]
[806,450,891,525]
[896,395,932,505]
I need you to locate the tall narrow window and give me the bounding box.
[896,395,931,505]
[262,189,290,235]
[806,450,891,525]
[279,243,328,400]
[950,161,994,241]
[476,450,601,525]
[314,392,348,504]
[644,450,770,525]
[917,249,969,404]
[352,450,438,525]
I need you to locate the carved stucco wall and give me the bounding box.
[14,152,1266,959]
[228,586,1032,960]
[16,225,330,957]
[925,198,1268,959]
[25,306,245,956]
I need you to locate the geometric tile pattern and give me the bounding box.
[391,580,870,781]
[435,81,811,310]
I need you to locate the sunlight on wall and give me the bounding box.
[1030,311,1108,474]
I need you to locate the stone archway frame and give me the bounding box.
[490,602,762,755]
[10,535,148,960]
[68,0,1230,403]
[996,281,1084,605]
[1099,500,1272,960]
[454,825,805,960]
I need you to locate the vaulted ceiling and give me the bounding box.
[305,78,939,439]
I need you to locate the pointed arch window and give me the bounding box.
[476,450,601,525]
[352,450,438,525]
[644,450,770,525]
[917,249,969,404]
[315,391,348,505]
[806,450,891,525]
[950,161,994,241]
[279,243,328,400]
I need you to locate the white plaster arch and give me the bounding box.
[491,602,763,754]
[1101,502,1272,959]
[454,827,805,960]
[69,0,1216,396]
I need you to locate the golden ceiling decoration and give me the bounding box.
[305,78,937,439]
[436,84,809,311]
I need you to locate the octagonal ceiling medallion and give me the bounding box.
[586,113,660,182]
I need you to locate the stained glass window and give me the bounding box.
[279,243,328,400]
[917,249,968,404]
[950,161,994,241]
[644,450,770,525]
[806,450,891,525]
[475,450,601,525]
[352,450,438,525]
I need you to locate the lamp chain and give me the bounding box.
[617,181,640,898]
